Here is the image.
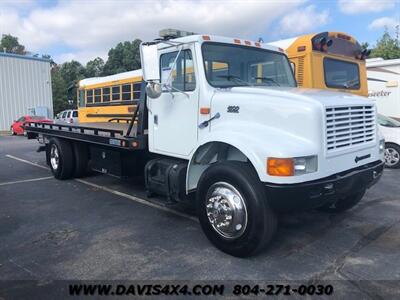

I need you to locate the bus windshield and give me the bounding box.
[202,43,296,88]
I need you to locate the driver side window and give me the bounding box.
[160,50,196,92]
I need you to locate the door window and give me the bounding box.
[160,50,196,91]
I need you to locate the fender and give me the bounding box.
[187,121,318,192]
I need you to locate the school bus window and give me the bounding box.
[103,87,110,102]
[79,90,85,107]
[323,58,360,90]
[86,89,93,103]
[94,88,102,103]
[112,86,120,101]
[133,83,141,99]
[122,84,132,101]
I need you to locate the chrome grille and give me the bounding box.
[326,105,376,152]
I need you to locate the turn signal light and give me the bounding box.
[267,158,294,176]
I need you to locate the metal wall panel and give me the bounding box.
[0,54,53,131]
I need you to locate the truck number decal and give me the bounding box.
[227,106,240,113]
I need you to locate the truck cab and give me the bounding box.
[140,30,384,255]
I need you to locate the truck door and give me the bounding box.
[149,47,198,158]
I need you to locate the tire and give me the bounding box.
[384,143,400,169]
[317,189,365,213]
[197,161,277,257]
[72,142,89,178]
[48,138,74,180]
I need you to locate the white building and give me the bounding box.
[367,57,400,120]
[0,52,53,131]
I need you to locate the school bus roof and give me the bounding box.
[267,32,358,50]
[79,69,142,88]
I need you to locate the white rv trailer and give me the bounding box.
[367,58,400,120]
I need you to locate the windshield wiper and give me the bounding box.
[342,78,359,88]
[253,77,280,86]
[217,75,252,86]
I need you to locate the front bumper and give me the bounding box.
[264,160,384,212]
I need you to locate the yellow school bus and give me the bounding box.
[77,70,142,123]
[269,32,369,96]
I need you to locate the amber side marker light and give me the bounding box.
[267,158,294,176]
[200,107,210,114]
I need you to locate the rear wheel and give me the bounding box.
[49,138,74,180]
[72,142,89,178]
[197,161,277,257]
[317,190,365,213]
[384,143,400,168]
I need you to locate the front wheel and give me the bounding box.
[384,143,400,168]
[197,161,277,257]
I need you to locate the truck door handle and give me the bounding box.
[154,115,158,125]
[198,112,220,129]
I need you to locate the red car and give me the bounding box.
[11,115,53,135]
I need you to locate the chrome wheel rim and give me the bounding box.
[50,144,60,170]
[385,147,400,166]
[205,182,248,239]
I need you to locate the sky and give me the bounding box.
[0,0,399,64]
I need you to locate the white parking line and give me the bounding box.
[5,154,198,222]
[0,176,53,187]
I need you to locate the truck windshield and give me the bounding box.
[323,58,360,89]
[202,43,296,88]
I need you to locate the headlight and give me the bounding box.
[379,139,385,153]
[293,155,318,175]
[267,155,318,176]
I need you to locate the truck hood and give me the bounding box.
[227,86,370,107]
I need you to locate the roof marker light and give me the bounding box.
[255,42,261,47]
[202,35,211,41]
[244,40,251,46]
[234,39,241,44]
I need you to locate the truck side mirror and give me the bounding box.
[140,43,160,82]
[146,82,162,99]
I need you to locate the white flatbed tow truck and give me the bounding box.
[25,29,385,257]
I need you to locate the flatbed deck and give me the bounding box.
[25,81,148,150]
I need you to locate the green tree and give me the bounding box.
[0,34,26,54]
[51,61,86,112]
[370,29,400,59]
[85,57,104,77]
[51,65,69,114]
[102,39,142,75]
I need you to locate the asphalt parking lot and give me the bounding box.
[1,135,399,298]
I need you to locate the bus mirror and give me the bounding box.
[146,82,162,99]
[140,43,160,82]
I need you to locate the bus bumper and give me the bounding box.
[264,160,384,212]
